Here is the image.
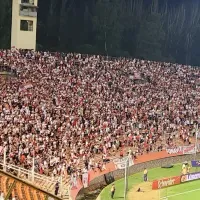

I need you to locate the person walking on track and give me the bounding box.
[143,168,148,182]
[111,184,115,199]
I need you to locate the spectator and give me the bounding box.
[54,181,59,195]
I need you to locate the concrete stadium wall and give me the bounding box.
[77,153,200,200]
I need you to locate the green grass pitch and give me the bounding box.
[99,164,200,200]
[161,179,200,200]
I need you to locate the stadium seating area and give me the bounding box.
[0,49,199,198]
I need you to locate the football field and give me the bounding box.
[99,164,200,200]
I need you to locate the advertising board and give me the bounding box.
[181,172,200,183]
[152,176,181,189]
[191,160,200,167]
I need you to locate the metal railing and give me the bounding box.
[0,161,70,199]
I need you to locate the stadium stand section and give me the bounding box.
[0,49,200,199]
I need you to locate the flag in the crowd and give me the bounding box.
[0,146,3,155]
[113,156,134,169]
[19,82,33,92]
[103,146,107,154]
[82,172,89,188]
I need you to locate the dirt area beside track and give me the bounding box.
[127,182,159,200]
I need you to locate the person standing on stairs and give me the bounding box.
[55,181,59,195]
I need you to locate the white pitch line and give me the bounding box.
[160,188,200,199]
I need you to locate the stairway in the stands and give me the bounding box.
[0,174,49,200]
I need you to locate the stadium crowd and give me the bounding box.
[0,49,199,179]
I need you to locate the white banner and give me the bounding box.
[82,172,89,188]
[183,145,196,155]
[113,156,134,169]
[166,147,183,154]
[166,144,198,155]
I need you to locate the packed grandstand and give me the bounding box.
[0,49,200,199]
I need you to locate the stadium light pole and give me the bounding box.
[194,123,199,172]
[60,172,63,198]
[194,123,198,160]
[32,157,35,182]
[124,157,129,200]
[3,147,6,172]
